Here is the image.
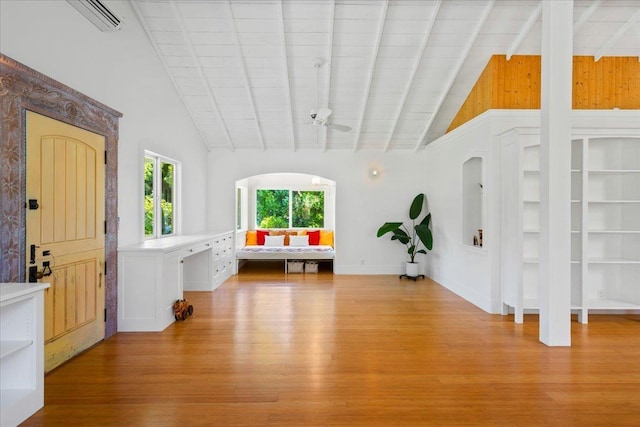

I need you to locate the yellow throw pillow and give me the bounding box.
[319,230,334,247]
[246,230,257,245]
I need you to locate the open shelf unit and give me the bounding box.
[501,130,640,323]
[1,283,49,427]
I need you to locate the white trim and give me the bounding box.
[144,150,180,240]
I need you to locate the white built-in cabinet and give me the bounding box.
[1,283,49,427]
[118,232,233,332]
[501,129,640,323]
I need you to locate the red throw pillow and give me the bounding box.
[257,230,269,245]
[307,230,320,245]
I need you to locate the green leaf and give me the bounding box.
[416,249,427,255]
[419,213,431,227]
[392,229,410,244]
[377,222,402,237]
[415,224,433,251]
[408,245,415,255]
[409,193,425,220]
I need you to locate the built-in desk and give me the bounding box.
[118,232,233,332]
[1,282,49,427]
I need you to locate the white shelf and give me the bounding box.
[521,299,582,310]
[1,283,48,427]
[588,258,640,264]
[587,299,640,309]
[588,230,640,234]
[589,169,640,175]
[0,388,32,410]
[0,340,32,359]
[524,258,581,264]
[588,200,640,204]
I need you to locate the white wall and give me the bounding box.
[0,0,209,247]
[209,150,428,274]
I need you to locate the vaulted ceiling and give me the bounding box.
[131,0,640,151]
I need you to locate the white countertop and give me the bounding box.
[0,283,50,303]
[118,232,232,252]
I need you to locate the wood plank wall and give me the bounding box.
[447,55,640,132]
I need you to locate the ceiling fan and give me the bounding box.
[309,107,352,132]
[307,59,352,133]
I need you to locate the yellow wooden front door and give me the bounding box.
[26,111,106,372]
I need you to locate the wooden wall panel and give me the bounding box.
[573,56,640,109]
[448,55,640,132]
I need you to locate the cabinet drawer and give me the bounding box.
[183,240,213,257]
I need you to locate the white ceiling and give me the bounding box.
[130,0,640,152]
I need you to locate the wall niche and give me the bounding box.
[463,157,484,248]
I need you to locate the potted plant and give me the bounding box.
[377,193,433,277]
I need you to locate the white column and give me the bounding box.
[539,0,573,346]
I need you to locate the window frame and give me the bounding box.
[144,150,180,239]
[255,187,326,229]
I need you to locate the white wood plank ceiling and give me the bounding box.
[132,0,640,151]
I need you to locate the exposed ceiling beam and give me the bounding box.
[413,0,495,152]
[594,8,640,61]
[321,0,335,152]
[352,0,389,152]
[225,0,266,150]
[131,1,220,152]
[573,0,601,34]
[168,1,235,151]
[506,1,541,60]
[277,0,296,151]
[383,0,441,152]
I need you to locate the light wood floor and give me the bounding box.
[24,262,640,426]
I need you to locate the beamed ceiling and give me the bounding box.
[131,0,640,151]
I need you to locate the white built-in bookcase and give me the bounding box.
[501,128,640,323]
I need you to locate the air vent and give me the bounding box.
[66,0,122,32]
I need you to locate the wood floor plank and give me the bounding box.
[23,263,640,426]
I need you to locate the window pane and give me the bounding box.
[144,157,154,237]
[292,191,324,228]
[160,162,174,235]
[256,189,289,228]
[237,187,242,230]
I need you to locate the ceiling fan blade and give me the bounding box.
[316,107,332,121]
[327,123,352,132]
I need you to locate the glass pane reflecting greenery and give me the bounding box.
[292,191,324,228]
[160,162,174,235]
[144,157,154,237]
[256,189,289,228]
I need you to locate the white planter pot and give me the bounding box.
[406,262,420,277]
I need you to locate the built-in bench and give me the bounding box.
[235,230,335,273]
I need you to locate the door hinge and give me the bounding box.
[104,308,107,323]
[104,150,107,164]
[104,261,107,276]
[104,220,107,234]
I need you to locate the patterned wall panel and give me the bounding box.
[0,54,122,337]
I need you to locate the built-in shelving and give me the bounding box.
[1,283,49,427]
[501,131,640,324]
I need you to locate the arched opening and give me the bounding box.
[235,173,336,274]
[235,173,336,232]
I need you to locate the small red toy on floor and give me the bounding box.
[173,299,193,321]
